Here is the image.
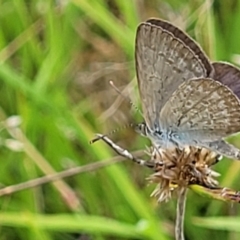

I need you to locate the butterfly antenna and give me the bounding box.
[90,81,140,144]
[109,81,143,116]
[90,122,135,144]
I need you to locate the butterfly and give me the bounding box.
[135,18,240,159]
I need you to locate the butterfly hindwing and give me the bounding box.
[160,78,240,143]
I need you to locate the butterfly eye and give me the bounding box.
[134,122,148,136]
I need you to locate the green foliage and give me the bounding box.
[0,0,240,239]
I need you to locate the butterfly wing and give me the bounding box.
[205,62,240,159]
[146,19,213,76]
[213,61,240,99]
[160,78,240,144]
[202,140,240,160]
[135,19,213,130]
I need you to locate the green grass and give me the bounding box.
[0,0,240,239]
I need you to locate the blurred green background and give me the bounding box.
[1,0,240,239]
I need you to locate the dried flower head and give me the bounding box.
[147,146,221,202]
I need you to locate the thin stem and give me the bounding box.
[0,150,144,197]
[175,188,187,240]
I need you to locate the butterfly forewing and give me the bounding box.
[136,21,211,130]
[160,78,240,143]
[146,18,213,77]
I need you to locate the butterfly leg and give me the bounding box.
[91,134,154,168]
[204,140,240,160]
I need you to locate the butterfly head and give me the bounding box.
[135,122,175,148]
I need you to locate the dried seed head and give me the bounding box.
[147,146,221,202]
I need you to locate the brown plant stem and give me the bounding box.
[0,150,145,197]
